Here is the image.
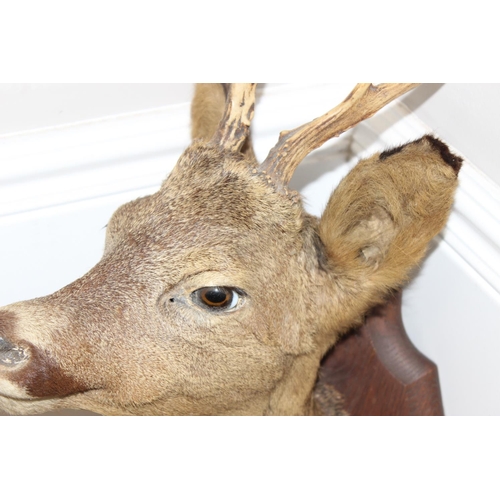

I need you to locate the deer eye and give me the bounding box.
[192,287,242,311]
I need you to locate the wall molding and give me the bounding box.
[0,104,191,219]
[1,83,499,295]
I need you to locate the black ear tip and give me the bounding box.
[379,145,405,161]
[422,135,463,174]
[379,135,463,175]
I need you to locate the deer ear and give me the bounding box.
[318,135,462,297]
[191,84,227,142]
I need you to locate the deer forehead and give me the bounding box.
[104,145,313,286]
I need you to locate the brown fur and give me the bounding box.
[0,84,461,415]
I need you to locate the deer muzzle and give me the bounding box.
[0,304,99,412]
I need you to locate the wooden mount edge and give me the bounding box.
[318,290,445,416]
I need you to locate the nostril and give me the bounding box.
[0,336,28,366]
[0,311,28,366]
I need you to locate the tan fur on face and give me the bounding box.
[0,86,461,415]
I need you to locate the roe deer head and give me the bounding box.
[0,84,461,415]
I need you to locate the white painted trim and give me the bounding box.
[1,83,498,296]
[0,104,191,219]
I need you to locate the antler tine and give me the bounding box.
[210,83,257,154]
[258,83,420,188]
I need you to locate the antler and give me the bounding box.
[258,83,419,188]
[210,83,257,154]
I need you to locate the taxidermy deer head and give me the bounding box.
[0,84,461,415]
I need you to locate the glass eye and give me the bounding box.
[192,287,241,311]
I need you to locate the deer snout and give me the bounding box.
[0,303,97,414]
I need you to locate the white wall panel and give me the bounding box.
[0,83,193,135]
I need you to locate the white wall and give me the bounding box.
[0,83,194,135]
[0,83,498,415]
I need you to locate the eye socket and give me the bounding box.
[191,287,242,311]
